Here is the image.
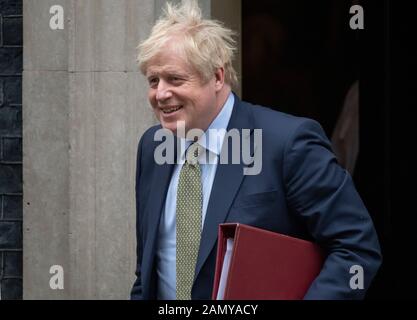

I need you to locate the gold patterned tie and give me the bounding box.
[176,143,203,300]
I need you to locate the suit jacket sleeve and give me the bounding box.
[282,119,382,299]
[130,135,145,300]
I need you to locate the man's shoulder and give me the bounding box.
[140,124,163,141]
[239,99,324,141]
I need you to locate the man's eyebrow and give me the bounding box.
[147,67,188,76]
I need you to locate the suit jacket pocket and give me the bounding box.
[232,190,278,209]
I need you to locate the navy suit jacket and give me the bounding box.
[131,94,382,300]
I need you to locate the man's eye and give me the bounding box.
[149,78,158,86]
[170,76,182,83]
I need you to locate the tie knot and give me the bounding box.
[186,143,201,166]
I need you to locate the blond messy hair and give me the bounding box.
[136,0,238,89]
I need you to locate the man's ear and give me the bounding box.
[214,67,225,92]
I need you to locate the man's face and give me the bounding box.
[146,44,220,135]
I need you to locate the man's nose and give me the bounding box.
[155,81,173,101]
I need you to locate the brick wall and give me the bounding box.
[0,0,23,300]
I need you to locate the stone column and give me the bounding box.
[23,0,213,301]
[23,0,144,299]
[23,0,72,300]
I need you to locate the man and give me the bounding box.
[131,0,382,300]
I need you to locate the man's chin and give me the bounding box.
[160,121,187,138]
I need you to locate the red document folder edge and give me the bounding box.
[212,223,326,300]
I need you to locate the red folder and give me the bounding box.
[212,223,325,300]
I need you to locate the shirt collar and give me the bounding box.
[178,92,234,161]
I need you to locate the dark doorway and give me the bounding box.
[242,0,359,137]
[242,0,395,299]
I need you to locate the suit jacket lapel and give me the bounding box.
[194,95,254,281]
